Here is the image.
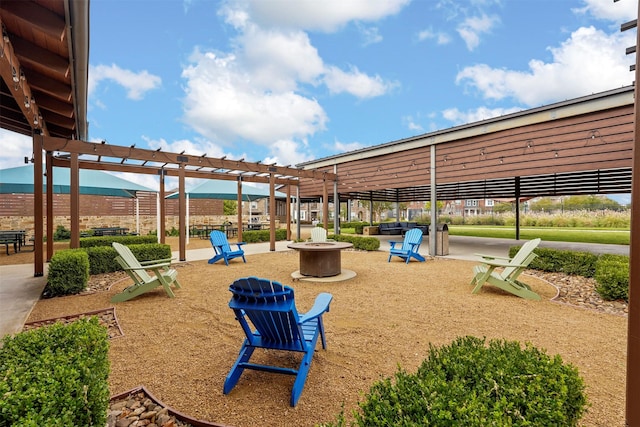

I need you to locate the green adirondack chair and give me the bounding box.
[469,238,541,300]
[310,227,334,242]
[111,242,181,302]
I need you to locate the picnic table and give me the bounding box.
[0,230,27,255]
[194,224,236,239]
[91,227,129,236]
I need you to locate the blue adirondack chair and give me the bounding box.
[208,230,246,265]
[388,228,426,263]
[223,277,333,406]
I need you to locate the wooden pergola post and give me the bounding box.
[269,173,276,251]
[237,178,243,243]
[46,151,54,261]
[33,133,44,277]
[159,169,166,244]
[70,153,80,248]
[178,164,186,261]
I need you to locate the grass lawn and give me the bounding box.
[448,225,630,245]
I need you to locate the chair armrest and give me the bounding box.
[389,241,401,249]
[299,293,333,323]
[235,242,246,247]
[139,258,173,266]
[481,259,529,268]
[134,261,172,270]
[475,253,511,261]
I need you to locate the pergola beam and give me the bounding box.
[42,137,337,181]
[50,158,297,186]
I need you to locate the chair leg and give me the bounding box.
[291,345,316,407]
[208,254,224,264]
[223,342,255,394]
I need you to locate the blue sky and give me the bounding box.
[0,0,637,196]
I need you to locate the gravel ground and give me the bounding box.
[24,247,627,427]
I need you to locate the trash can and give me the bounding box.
[435,223,449,256]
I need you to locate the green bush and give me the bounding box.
[53,225,71,241]
[0,317,110,426]
[328,234,380,251]
[509,246,598,277]
[241,229,287,243]
[507,245,629,301]
[323,336,587,426]
[45,249,89,297]
[85,243,172,275]
[594,255,629,301]
[80,235,156,248]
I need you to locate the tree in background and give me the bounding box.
[223,200,237,215]
[372,201,393,222]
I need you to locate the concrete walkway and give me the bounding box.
[0,235,628,339]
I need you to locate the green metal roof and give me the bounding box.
[166,179,286,201]
[0,165,155,198]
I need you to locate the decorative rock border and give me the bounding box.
[22,307,124,339]
[109,386,231,427]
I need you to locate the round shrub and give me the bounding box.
[327,336,587,426]
[45,249,90,297]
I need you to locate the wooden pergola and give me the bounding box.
[31,135,337,275]
[1,1,639,424]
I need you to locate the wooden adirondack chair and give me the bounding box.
[470,238,542,300]
[208,230,246,265]
[111,242,181,303]
[224,277,333,406]
[388,228,426,263]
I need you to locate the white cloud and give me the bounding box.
[456,13,500,51]
[182,50,328,146]
[264,139,312,166]
[402,115,424,132]
[455,26,634,106]
[179,1,407,165]
[442,106,523,126]
[334,140,365,153]
[238,0,410,32]
[89,64,162,100]
[0,129,33,170]
[357,24,383,46]
[323,65,399,98]
[238,27,324,91]
[418,28,452,45]
[574,0,637,23]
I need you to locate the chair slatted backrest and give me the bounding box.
[112,242,154,283]
[229,277,305,348]
[210,230,232,252]
[501,238,541,278]
[310,227,328,242]
[402,228,423,251]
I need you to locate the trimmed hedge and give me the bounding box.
[328,234,380,251]
[509,246,598,277]
[241,229,287,243]
[45,249,90,297]
[0,317,110,426]
[79,235,156,248]
[323,336,587,426]
[595,254,630,301]
[508,244,629,301]
[88,243,172,275]
[46,243,173,296]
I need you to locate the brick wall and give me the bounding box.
[0,192,288,237]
